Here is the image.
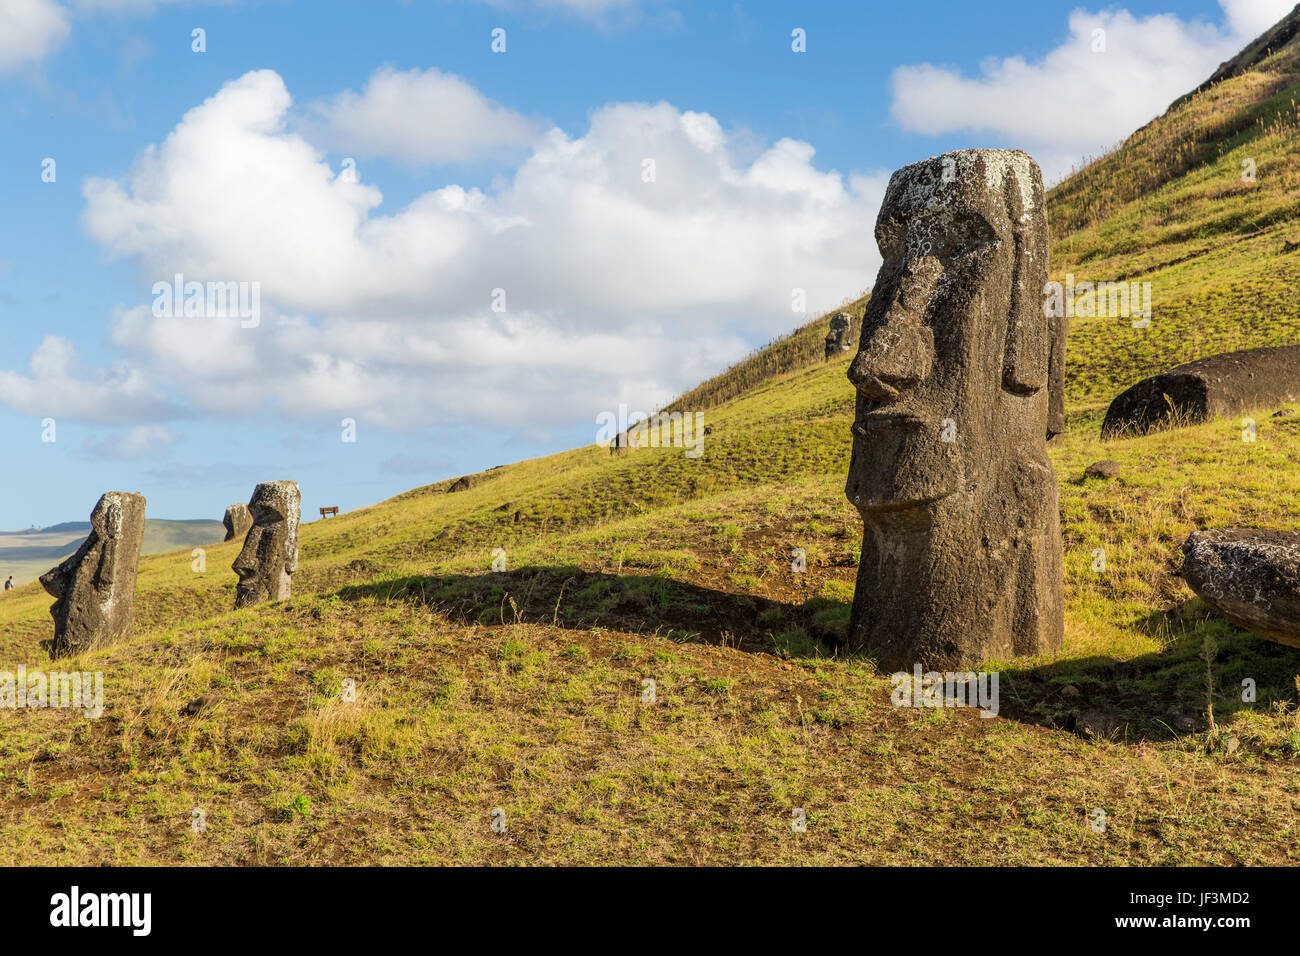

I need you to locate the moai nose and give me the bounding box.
[848,258,940,401]
[848,320,935,401]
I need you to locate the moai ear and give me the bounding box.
[1001,165,1048,396]
[1046,308,1067,438]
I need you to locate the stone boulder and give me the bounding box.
[843,149,1065,670]
[222,502,252,541]
[232,481,301,608]
[1084,460,1121,480]
[1181,528,1300,648]
[1101,345,1300,438]
[40,492,147,658]
[824,312,854,359]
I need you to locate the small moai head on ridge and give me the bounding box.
[845,148,1061,513]
[223,502,252,542]
[232,481,301,608]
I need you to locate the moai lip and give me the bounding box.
[843,148,1066,672]
[40,491,147,659]
[232,481,301,609]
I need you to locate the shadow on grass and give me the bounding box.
[337,566,1300,745]
[997,599,1300,743]
[335,565,850,659]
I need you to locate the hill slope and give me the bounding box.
[2,15,1300,865]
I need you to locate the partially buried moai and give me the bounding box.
[232,481,300,608]
[40,492,147,659]
[222,502,252,542]
[844,149,1066,671]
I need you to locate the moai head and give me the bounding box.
[847,149,1064,512]
[824,312,854,359]
[232,481,300,608]
[40,491,147,658]
[222,502,252,542]
[843,149,1064,670]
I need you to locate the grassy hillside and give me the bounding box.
[1050,16,1300,409]
[3,19,1300,866]
[0,519,226,588]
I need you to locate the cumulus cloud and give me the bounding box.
[304,66,543,165]
[52,69,884,433]
[0,335,180,423]
[890,0,1297,181]
[0,0,71,73]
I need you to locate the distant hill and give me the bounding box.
[0,518,225,587]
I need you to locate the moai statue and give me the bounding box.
[844,149,1066,671]
[40,492,147,658]
[232,481,301,608]
[824,312,854,359]
[222,502,252,542]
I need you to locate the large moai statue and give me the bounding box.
[232,481,300,608]
[222,502,252,542]
[40,492,147,658]
[844,149,1066,671]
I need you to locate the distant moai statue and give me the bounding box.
[844,149,1066,670]
[824,311,855,359]
[609,430,639,455]
[222,502,252,542]
[232,481,301,608]
[40,492,147,658]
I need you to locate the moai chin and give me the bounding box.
[222,502,252,542]
[844,149,1066,671]
[232,481,301,608]
[40,491,147,659]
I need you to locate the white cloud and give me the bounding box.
[55,69,884,434]
[0,335,179,423]
[304,66,543,165]
[890,0,1297,181]
[472,0,637,16]
[1219,0,1296,37]
[0,0,71,73]
[1,1,229,72]
[82,424,177,460]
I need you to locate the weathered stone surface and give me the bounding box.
[824,312,854,359]
[222,502,252,541]
[1101,345,1300,438]
[1181,528,1300,648]
[1084,460,1121,480]
[232,481,300,608]
[844,149,1065,671]
[39,492,147,658]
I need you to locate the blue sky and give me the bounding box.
[0,0,1284,529]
